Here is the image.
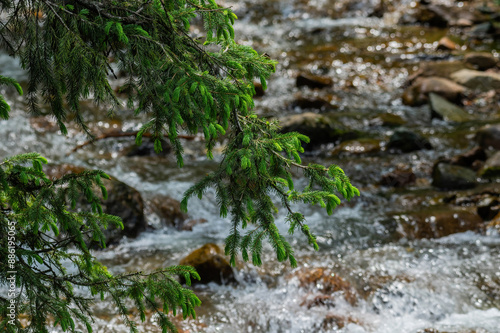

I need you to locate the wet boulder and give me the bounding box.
[179,243,235,285]
[393,208,483,239]
[380,167,416,187]
[330,139,381,156]
[296,73,333,89]
[450,69,500,92]
[432,162,477,189]
[45,164,146,245]
[449,147,488,170]
[436,36,457,51]
[101,179,146,244]
[429,93,471,122]
[402,77,466,106]
[279,112,347,147]
[464,52,498,71]
[411,4,451,27]
[475,124,500,150]
[181,218,208,231]
[386,128,432,153]
[289,267,357,306]
[253,82,265,97]
[479,151,500,178]
[125,138,171,157]
[477,196,500,221]
[290,95,334,111]
[369,113,406,127]
[147,194,188,229]
[406,61,466,84]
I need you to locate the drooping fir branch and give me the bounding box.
[0,153,200,333]
[181,115,360,267]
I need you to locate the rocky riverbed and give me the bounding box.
[1,0,500,332]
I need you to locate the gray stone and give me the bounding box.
[429,93,471,122]
[450,69,500,92]
[432,163,477,189]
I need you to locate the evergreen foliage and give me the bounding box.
[0,0,359,332]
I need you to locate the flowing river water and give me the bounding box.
[1,0,500,332]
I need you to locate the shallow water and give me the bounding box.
[1,0,500,332]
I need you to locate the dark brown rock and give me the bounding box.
[331,139,381,156]
[253,82,265,97]
[370,113,406,127]
[125,139,171,157]
[477,196,500,221]
[296,73,333,89]
[179,243,235,285]
[279,112,347,147]
[290,96,333,111]
[393,208,483,239]
[380,168,416,187]
[402,77,466,106]
[148,194,188,229]
[181,218,208,231]
[476,124,500,150]
[387,128,432,153]
[289,267,357,306]
[464,52,498,71]
[449,147,488,169]
[45,164,146,245]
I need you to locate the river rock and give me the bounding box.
[380,168,416,187]
[411,4,451,27]
[45,164,146,245]
[289,267,357,305]
[279,112,346,147]
[125,138,171,157]
[181,218,208,231]
[477,196,500,221]
[479,151,500,178]
[402,77,466,106]
[147,194,188,229]
[429,93,471,122]
[464,52,498,71]
[370,113,406,127]
[179,243,235,285]
[449,147,488,170]
[296,73,333,89]
[290,96,333,111]
[253,82,265,97]
[436,36,457,51]
[386,128,432,153]
[330,139,381,156]
[475,124,500,150]
[450,69,500,92]
[407,61,466,83]
[432,162,477,189]
[393,208,483,239]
